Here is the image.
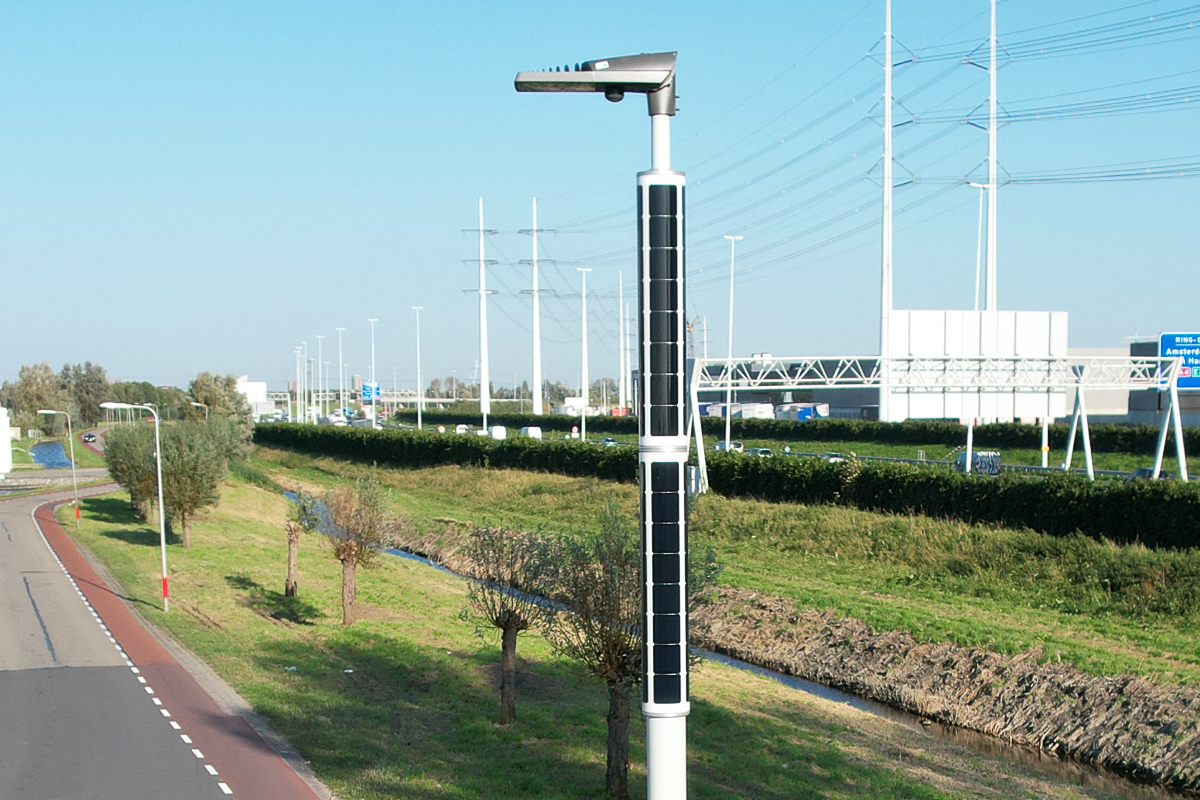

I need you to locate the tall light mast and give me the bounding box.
[618,271,627,408]
[531,198,544,415]
[478,197,492,427]
[986,0,999,311]
[879,0,895,423]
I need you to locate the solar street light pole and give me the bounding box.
[517,52,688,799]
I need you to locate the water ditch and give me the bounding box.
[382,545,1185,800]
[283,492,1187,798]
[29,440,73,469]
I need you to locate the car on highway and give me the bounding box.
[820,452,847,463]
[601,437,619,447]
[82,433,97,443]
[746,447,774,458]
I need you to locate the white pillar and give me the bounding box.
[336,327,345,414]
[479,197,491,426]
[879,0,894,423]
[413,306,424,430]
[316,335,324,418]
[723,235,742,451]
[986,0,999,312]
[618,270,627,409]
[578,268,591,440]
[532,198,544,416]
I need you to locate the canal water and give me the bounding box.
[286,493,1186,799]
[29,440,74,469]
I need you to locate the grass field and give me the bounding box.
[55,479,1136,800]
[251,446,1200,687]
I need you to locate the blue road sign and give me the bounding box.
[1160,332,1200,390]
[362,381,380,400]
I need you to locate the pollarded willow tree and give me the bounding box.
[285,488,322,598]
[103,423,158,520]
[541,508,643,800]
[323,478,395,626]
[160,422,228,547]
[461,527,549,725]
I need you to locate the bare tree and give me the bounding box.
[461,527,548,725]
[285,489,322,598]
[542,507,642,800]
[323,478,393,626]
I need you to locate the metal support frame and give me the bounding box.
[688,355,1187,487]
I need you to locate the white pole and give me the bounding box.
[336,327,345,414]
[578,268,592,440]
[479,197,491,429]
[316,335,324,418]
[626,301,633,410]
[986,0,999,311]
[618,270,627,409]
[531,198,544,416]
[723,235,742,451]
[1041,417,1050,469]
[413,306,424,430]
[293,348,300,423]
[1170,376,1189,481]
[368,318,378,418]
[302,341,309,423]
[965,418,975,474]
[880,0,894,423]
[972,183,985,311]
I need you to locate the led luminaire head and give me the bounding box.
[515,52,677,116]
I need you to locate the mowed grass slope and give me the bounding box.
[253,447,1200,686]
[60,480,1125,800]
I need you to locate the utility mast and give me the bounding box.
[985,0,999,311]
[879,0,894,422]
[618,271,627,409]
[478,198,492,426]
[531,198,544,415]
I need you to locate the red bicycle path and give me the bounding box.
[32,490,324,800]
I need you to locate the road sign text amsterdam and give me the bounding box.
[1161,332,1200,390]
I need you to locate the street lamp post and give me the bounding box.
[37,410,79,528]
[723,234,743,452]
[517,52,689,799]
[576,268,592,441]
[100,401,169,612]
[316,334,325,418]
[367,318,379,420]
[190,402,209,421]
[335,327,345,415]
[413,306,424,430]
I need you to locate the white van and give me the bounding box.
[520,426,543,440]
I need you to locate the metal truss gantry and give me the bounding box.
[688,355,1190,486]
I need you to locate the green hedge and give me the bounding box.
[253,423,638,483]
[704,454,1200,550]
[390,410,1198,455]
[255,424,1200,549]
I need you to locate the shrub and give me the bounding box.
[255,424,1200,549]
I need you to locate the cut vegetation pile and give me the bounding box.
[692,588,1200,794]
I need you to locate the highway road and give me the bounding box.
[0,485,323,800]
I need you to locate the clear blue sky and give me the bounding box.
[3,1,1197,390]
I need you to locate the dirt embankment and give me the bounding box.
[691,587,1200,794]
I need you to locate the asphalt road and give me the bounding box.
[0,486,321,800]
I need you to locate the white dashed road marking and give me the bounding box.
[29,499,233,796]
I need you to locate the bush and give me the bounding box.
[389,410,1200,455]
[255,425,1200,550]
[705,454,1200,550]
[252,424,638,483]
